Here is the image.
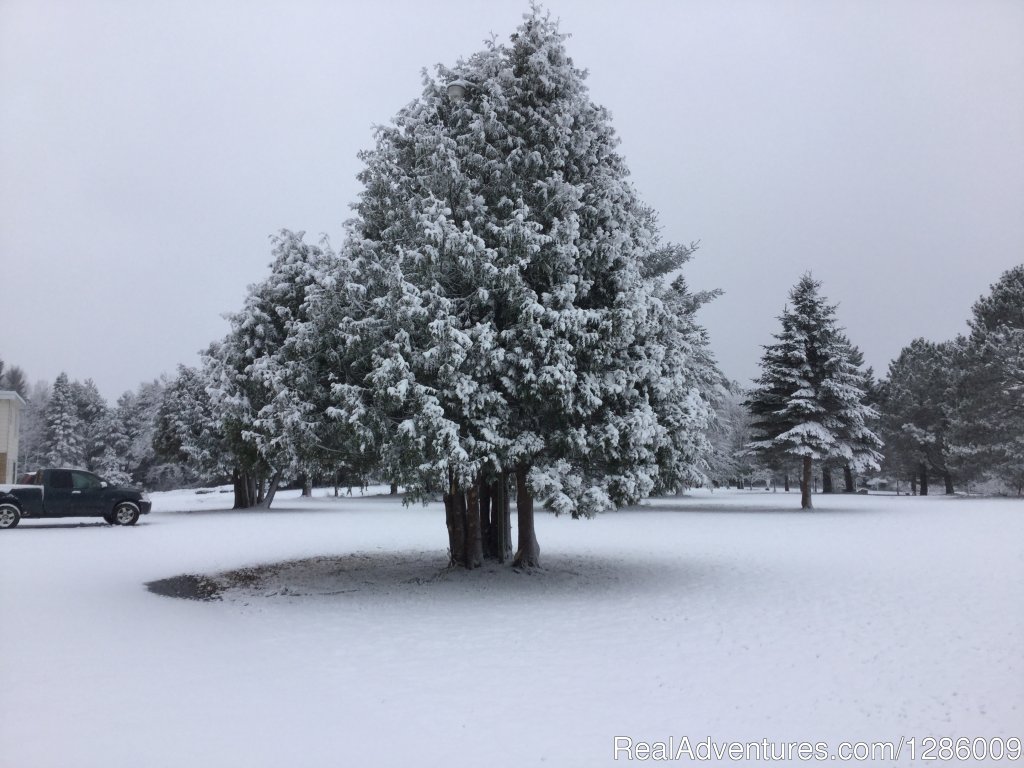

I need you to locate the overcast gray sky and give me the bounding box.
[2,0,1022,400]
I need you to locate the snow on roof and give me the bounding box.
[0,391,26,405]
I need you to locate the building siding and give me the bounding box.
[0,395,23,483]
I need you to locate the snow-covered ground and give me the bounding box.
[1,488,1021,767]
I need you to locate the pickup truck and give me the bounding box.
[0,468,152,529]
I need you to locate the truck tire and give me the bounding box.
[113,501,140,526]
[103,513,116,525]
[0,503,20,529]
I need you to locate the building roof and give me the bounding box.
[0,391,26,406]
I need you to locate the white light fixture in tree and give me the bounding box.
[446,78,472,101]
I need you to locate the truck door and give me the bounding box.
[71,471,108,516]
[44,470,76,516]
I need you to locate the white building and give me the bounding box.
[0,391,25,483]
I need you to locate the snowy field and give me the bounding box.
[1,488,1021,767]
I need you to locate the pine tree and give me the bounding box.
[950,265,1024,494]
[745,274,881,509]
[71,379,109,471]
[0,363,28,398]
[877,338,961,494]
[45,373,84,467]
[99,380,167,486]
[153,364,226,486]
[18,380,50,472]
[708,382,762,488]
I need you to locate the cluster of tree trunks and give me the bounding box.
[907,463,955,495]
[820,465,857,493]
[445,470,514,568]
[232,469,280,509]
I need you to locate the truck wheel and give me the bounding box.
[113,502,140,526]
[0,503,20,529]
[103,513,116,525]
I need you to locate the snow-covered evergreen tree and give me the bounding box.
[153,364,226,486]
[0,362,28,398]
[18,380,50,472]
[251,233,388,497]
[877,338,960,494]
[343,7,719,565]
[950,265,1024,494]
[71,378,109,472]
[203,339,274,508]
[233,231,345,497]
[707,381,770,488]
[202,231,340,508]
[745,274,881,509]
[98,379,168,487]
[45,372,84,467]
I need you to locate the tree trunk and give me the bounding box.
[464,482,483,568]
[821,467,833,494]
[258,474,281,509]
[487,473,512,562]
[513,465,540,567]
[232,469,249,509]
[800,456,813,510]
[444,472,466,567]
[503,474,512,558]
[494,473,512,562]
[390,482,398,495]
[784,474,790,492]
[479,480,493,558]
[919,464,929,496]
[843,465,854,493]
[301,473,312,497]
[910,475,917,495]
[943,472,954,495]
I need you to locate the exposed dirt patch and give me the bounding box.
[146,549,682,605]
[146,573,224,601]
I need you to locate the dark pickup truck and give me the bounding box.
[0,468,152,529]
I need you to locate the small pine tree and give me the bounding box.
[745,274,881,509]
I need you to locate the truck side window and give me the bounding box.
[50,470,73,490]
[71,471,101,490]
